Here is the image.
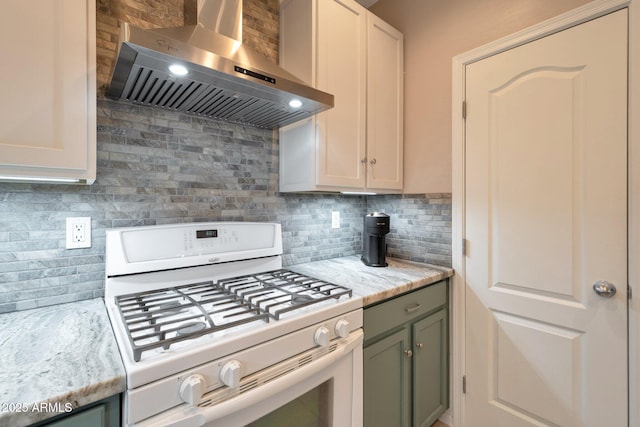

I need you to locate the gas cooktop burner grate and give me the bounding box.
[219,269,353,320]
[114,270,352,362]
[115,280,269,362]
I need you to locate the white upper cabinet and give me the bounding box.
[279,0,403,193]
[366,14,404,191]
[0,0,96,184]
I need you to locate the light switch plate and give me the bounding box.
[331,211,340,229]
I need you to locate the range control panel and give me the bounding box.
[105,222,283,276]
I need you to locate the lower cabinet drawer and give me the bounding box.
[364,280,447,341]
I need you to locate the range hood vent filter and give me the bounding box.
[123,65,308,128]
[107,0,333,129]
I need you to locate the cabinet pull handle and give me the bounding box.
[361,157,367,164]
[405,303,422,313]
[370,158,377,166]
[404,349,413,358]
[416,343,424,349]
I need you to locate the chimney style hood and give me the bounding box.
[107,0,333,129]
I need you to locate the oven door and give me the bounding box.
[137,329,363,427]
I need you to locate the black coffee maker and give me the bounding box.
[361,212,390,267]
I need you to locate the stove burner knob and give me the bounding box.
[220,360,242,388]
[314,326,330,347]
[179,374,206,406]
[335,319,350,339]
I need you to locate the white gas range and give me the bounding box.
[104,222,363,426]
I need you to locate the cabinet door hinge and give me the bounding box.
[462,238,467,256]
[462,101,467,119]
[462,375,466,394]
[629,284,633,299]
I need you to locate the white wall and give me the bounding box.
[370,0,592,194]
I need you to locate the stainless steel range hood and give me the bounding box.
[107,0,333,129]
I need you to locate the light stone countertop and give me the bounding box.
[0,256,451,427]
[288,255,454,306]
[0,298,125,427]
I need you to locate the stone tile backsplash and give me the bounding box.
[0,98,451,313]
[0,0,451,313]
[366,194,452,266]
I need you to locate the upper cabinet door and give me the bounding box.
[315,0,368,189]
[279,0,403,194]
[0,0,96,183]
[366,14,403,191]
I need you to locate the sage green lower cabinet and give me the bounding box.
[413,309,448,426]
[31,394,120,427]
[364,328,411,426]
[363,281,448,427]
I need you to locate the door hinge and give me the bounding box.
[462,238,467,256]
[462,101,467,119]
[462,375,466,394]
[629,284,633,299]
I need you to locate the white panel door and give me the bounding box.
[465,9,627,427]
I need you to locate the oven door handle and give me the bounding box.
[164,330,363,427]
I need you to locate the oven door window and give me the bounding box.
[246,380,332,427]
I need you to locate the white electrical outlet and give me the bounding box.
[331,211,340,229]
[66,217,91,249]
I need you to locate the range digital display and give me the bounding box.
[196,229,218,239]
